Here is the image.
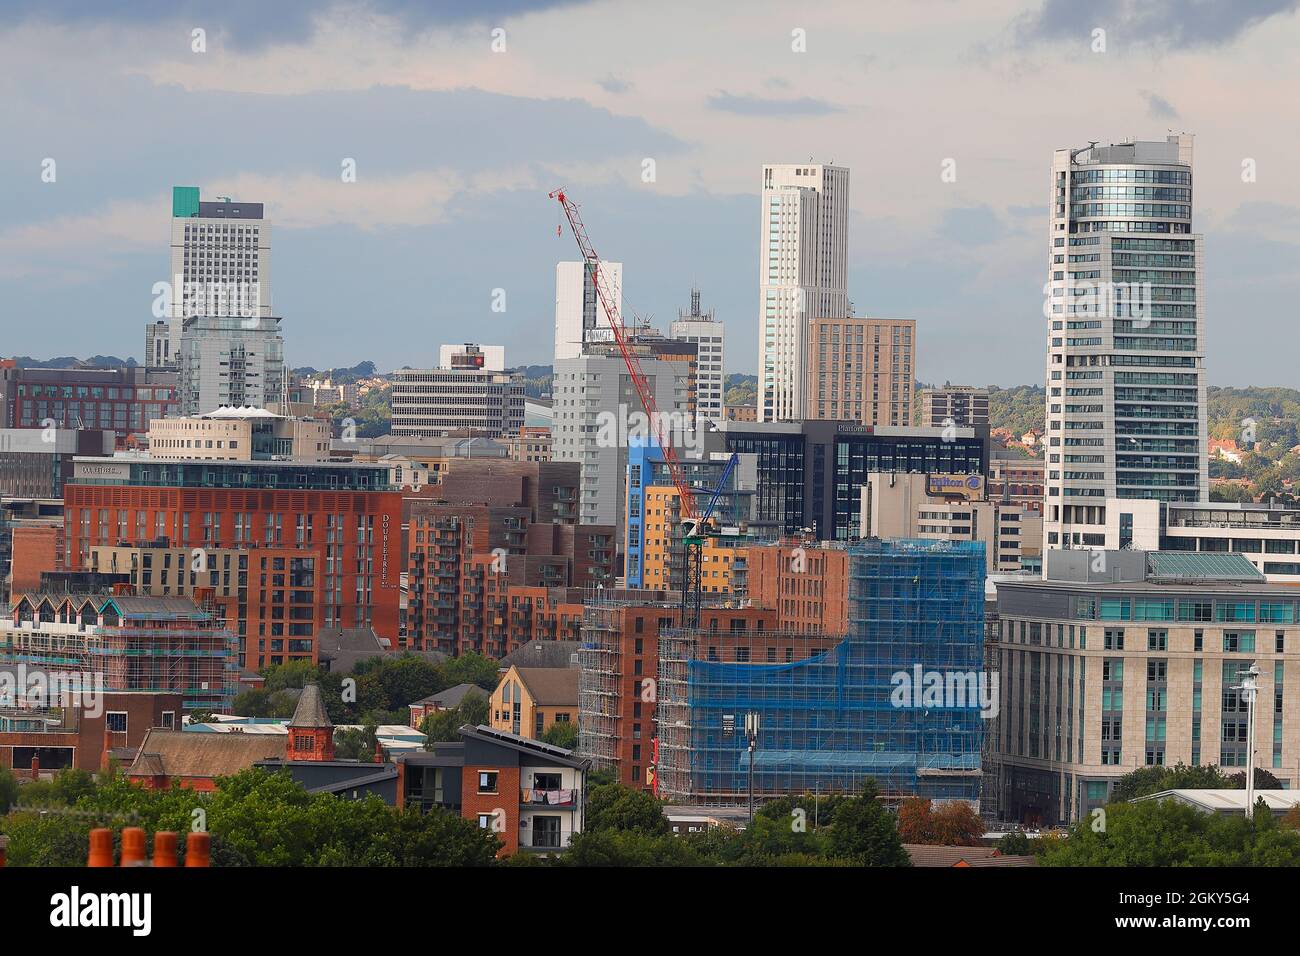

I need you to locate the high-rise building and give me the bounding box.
[758,163,849,422]
[1044,135,1207,551]
[551,346,689,537]
[177,315,285,415]
[924,385,989,428]
[805,317,914,426]
[554,261,623,362]
[149,186,272,370]
[670,288,725,429]
[390,344,525,438]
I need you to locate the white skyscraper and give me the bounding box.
[554,260,623,362]
[1043,135,1207,551]
[758,163,849,422]
[149,186,272,369]
[670,288,726,429]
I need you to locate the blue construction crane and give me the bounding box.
[684,452,740,543]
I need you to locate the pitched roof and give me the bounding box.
[903,844,1037,867]
[412,683,486,709]
[458,724,588,769]
[289,683,332,729]
[125,729,285,779]
[317,628,447,674]
[514,667,579,706]
[500,639,582,669]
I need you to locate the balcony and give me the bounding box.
[521,788,577,808]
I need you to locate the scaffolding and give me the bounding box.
[3,594,239,711]
[656,539,988,806]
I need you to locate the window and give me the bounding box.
[106,712,127,734]
[161,711,175,730]
[478,771,499,794]
[477,812,499,830]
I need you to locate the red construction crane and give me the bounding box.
[549,188,698,524]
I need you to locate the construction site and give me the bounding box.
[654,539,988,806]
[2,592,238,711]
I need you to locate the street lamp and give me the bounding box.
[1235,663,1261,820]
[745,711,760,826]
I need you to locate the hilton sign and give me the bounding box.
[926,474,984,500]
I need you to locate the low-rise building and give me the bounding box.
[397,724,589,856]
[147,407,330,461]
[489,665,578,739]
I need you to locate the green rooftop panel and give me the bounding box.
[1147,551,1264,582]
[172,185,200,217]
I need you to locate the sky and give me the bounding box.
[2,0,1298,386]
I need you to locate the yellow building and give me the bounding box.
[638,486,747,595]
[490,666,579,740]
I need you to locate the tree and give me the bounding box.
[334,725,379,762]
[584,783,668,836]
[561,830,701,867]
[997,831,1032,855]
[540,721,578,751]
[0,767,18,813]
[893,797,981,846]
[420,695,490,747]
[1041,796,1300,867]
[824,780,910,866]
[1110,762,1231,802]
[439,652,502,691]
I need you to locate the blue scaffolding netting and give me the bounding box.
[657,539,988,804]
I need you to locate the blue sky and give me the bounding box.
[2,0,1298,385]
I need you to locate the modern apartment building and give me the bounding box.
[670,288,726,428]
[992,549,1299,826]
[1044,135,1207,550]
[924,386,989,428]
[178,315,285,415]
[390,345,525,439]
[554,260,623,362]
[623,440,760,593]
[805,317,915,426]
[149,186,272,369]
[62,457,401,659]
[405,501,614,657]
[551,346,690,535]
[758,163,850,422]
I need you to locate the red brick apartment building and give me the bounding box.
[746,540,850,633]
[61,458,402,667]
[406,501,613,657]
[578,594,777,791]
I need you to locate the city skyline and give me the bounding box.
[3,1,1299,385]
